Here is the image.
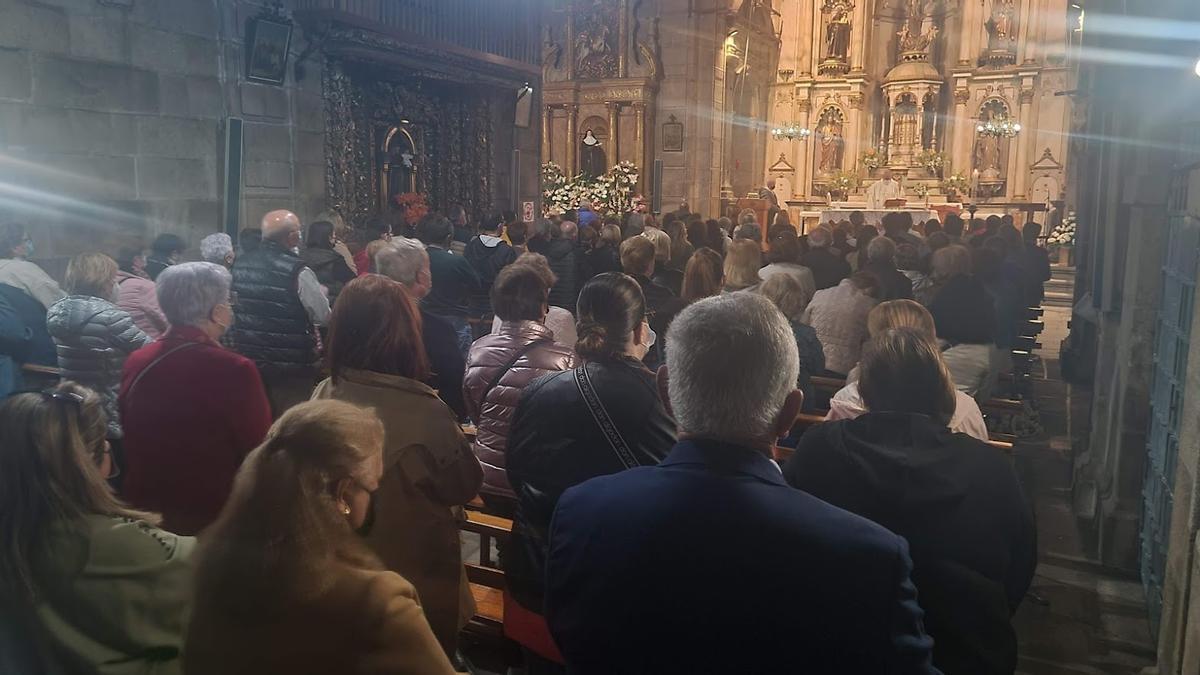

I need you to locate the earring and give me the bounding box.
[340,504,351,516]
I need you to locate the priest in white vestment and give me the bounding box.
[865,169,904,209]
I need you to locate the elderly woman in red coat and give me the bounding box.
[119,262,271,535]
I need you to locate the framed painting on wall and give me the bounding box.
[246,17,293,85]
[662,115,683,152]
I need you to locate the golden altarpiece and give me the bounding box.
[764,0,1075,207]
[541,1,663,188]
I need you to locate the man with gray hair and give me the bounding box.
[376,238,467,418]
[543,293,938,674]
[800,225,851,290]
[862,234,914,301]
[199,232,235,269]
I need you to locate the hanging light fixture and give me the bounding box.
[976,118,1022,138]
[771,123,812,142]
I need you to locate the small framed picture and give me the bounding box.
[246,17,293,86]
[662,116,683,152]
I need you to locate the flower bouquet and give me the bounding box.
[392,192,429,226]
[859,147,884,172]
[940,173,970,200]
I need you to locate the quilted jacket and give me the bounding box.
[116,271,169,340]
[46,295,152,438]
[463,320,577,501]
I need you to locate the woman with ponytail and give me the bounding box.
[503,272,675,674]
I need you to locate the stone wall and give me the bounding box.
[0,0,326,270]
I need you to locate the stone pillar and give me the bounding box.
[958,0,980,64]
[844,92,864,173]
[1011,88,1035,198]
[1016,0,1035,63]
[607,101,620,168]
[565,104,578,176]
[849,0,869,71]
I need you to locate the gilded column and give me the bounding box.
[849,0,868,71]
[607,101,620,168]
[565,104,578,176]
[633,101,647,190]
[950,87,972,179]
[1011,88,1035,198]
[542,105,552,165]
[844,92,865,173]
[957,0,980,64]
[618,0,629,77]
[796,96,813,199]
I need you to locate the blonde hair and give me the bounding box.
[859,328,957,426]
[867,299,937,341]
[0,381,154,601]
[756,273,812,321]
[64,252,118,298]
[723,239,762,291]
[193,400,385,604]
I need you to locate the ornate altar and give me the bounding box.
[541,0,662,192]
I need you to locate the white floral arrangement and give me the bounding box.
[541,160,640,215]
[912,182,929,198]
[1047,211,1076,247]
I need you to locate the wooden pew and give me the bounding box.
[810,374,1025,426]
[781,414,1014,463]
[21,363,63,388]
[460,508,513,641]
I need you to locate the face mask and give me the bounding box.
[356,492,378,537]
[643,322,657,349]
[846,237,857,247]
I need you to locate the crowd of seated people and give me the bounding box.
[0,200,1051,674]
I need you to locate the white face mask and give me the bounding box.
[846,237,858,247]
[643,322,657,349]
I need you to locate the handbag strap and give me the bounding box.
[574,365,638,470]
[478,338,550,407]
[125,341,203,401]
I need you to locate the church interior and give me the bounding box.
[0,0,1199,673]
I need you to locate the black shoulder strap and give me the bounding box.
[478,338,550,406]
[574,365,639,469]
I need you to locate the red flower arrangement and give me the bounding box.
[392,192,429,225]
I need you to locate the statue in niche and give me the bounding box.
[986,0,1018,49]
[897,0,938,54]
[816,109,844,172]
[823,0,853,61]
[894,97,920,147]
[579,129,607,178]
[974,135,1002,175]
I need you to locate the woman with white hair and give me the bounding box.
[119,262,272,535]
[199,232,235,268]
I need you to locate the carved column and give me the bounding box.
[542,105,553,165]
[618,0,629,77]
[849,0,868,71]
[796,96,813,198]
[958,0,980,65]
[565,104,578,176]
[607,101,620,168]
[1011,88,1035,198]
[845,93,865,173]
[951,86,972,179]
[633,101,647,190]
[1016,0,1034,63]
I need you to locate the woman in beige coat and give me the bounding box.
[313,274,483,658]
[185,399,455,675]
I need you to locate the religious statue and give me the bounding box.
[897,0,938,54]
[975,135,1003,174]
[986,0,1018,49]
[817,110,844,172]
[574,17,617,79]
[823,0,853,61]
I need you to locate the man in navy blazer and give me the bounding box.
[545,293,940,674]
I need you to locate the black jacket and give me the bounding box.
[300,246,356,304]
[543,238,579,310]
[464,235,517,316]
[929,274,997,345]
[582,245,620,281]
[783,413,1037,675]
[421,308,467,419]
[863,261,915,301]
[0,283,56,365]
[631,274,684,368]
[228,241,319,376]
[505,357,675,612]
[800,247,852,290]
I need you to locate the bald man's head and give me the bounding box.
[261,210,302,245]
[560,220,578,241]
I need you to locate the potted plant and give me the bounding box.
[940,173,970,202]
[859,148,884,175]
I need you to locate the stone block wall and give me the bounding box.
[0,0,327,270]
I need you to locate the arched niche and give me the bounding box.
[815,106,846,175]
[578,115,608,178]
[974,97,1012,182]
